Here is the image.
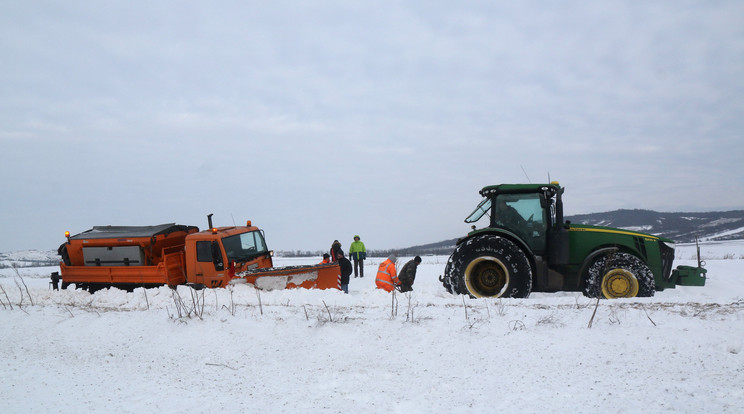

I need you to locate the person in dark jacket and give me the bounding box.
[398,256,421,293]
[337,252,352,294]
[330,240,343,262]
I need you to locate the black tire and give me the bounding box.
[583,252,655,299]
[441,258,464,294]
[87,283,105,294]
[188,283,206,291]
[442,234,532,298]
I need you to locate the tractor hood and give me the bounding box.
[567,223,674,244]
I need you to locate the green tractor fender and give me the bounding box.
[575,246,619,289]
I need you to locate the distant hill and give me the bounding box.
[566,209,744,243]
[0,250,59,269]
[388,238,461,257]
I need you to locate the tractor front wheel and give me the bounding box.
[583,252,655,299]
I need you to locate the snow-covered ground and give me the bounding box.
[1,242,742,413]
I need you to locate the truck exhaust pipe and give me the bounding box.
[207,213,214,229]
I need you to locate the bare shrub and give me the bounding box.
[608,307,622,325]
[312,301,344,324]
[168,286,205,320]
[640,304,657,326]
[323,300,333,322]
[255,286,263,316]
[462,295,469,323]
[536,313,561,326]
[0,285,12,310]
[9,266,33,307]
[221,285,236,316]
[494,298,506,316]
[404,292,418,323]
[587,298,600,328]
[393,290,399,318]
[190,287,205,320]
[508,320,526,331]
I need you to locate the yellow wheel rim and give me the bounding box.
[464,256,509,298]
[601,269,639,299]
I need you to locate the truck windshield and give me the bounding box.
[465,198,491,223]
[222,230,268,263]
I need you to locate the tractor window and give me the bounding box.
[465,198,491,223]
[494,194,547,253]
[222,230,268,263]
[509,197,544,224]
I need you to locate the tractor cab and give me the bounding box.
[465,183,564,256]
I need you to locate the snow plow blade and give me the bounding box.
[235,263,341,291]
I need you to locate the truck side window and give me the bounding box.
[196,241,213,262]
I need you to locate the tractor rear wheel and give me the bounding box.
[443,234,532,298]
[583,252,655,299]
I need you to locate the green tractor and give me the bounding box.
[440,183,707,299]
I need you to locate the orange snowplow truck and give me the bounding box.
[55,217,340,293]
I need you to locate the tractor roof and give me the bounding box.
[479,183,562,197]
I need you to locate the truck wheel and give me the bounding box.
[87,284,103,294]
[443,234,532,298]
[584,252,655,299]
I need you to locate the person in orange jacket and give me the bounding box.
[319,253,330,264]
[375,254,399,292]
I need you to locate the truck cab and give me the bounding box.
[184,222,273,288]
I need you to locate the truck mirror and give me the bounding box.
[211,241,224,271]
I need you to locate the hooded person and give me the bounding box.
[398,256,422,293]
[330,240,343,262]
[375,254,399,292]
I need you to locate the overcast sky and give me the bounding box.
[2,1,743,253]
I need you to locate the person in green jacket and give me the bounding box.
[348,235,367,278]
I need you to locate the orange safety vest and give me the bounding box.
[375,259,399,292]
[319,258,330,264]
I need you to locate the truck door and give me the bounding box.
[192,240,228,288]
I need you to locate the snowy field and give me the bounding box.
[1,241,743,413]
